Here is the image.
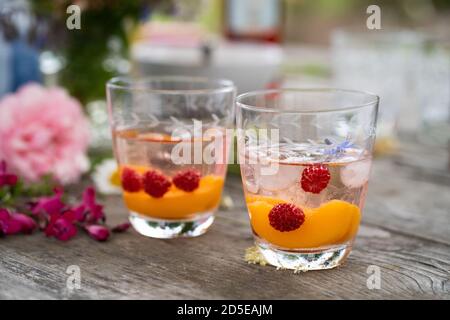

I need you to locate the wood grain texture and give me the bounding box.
[0,154,449,300]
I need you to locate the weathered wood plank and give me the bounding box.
[0,207,448,299]
[365,158,450,245]
[0,157,449,299]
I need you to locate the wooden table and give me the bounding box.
[1,143,449,300]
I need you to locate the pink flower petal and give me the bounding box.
[45,217,77,241]
[0,209,22,235]
[0,160,18,187]
[112,222,131,233]
[77,187,104,223]
[32,187,65,217]
[85,224,110,242]
[0,208,9,221]
[10,213,37,234]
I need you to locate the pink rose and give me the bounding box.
[0,84,89,184]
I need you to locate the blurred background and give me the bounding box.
[0,0,449,179]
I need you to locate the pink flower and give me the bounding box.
[0,84,90,184]
[31,187,65,217]
[0,208,36,235]
[73,186,104,223]
[0,208,21,235]
[112,222,131,233]
[44,209,77,241]
[84,224,110,241]
[0,160,18,187]
[10,213,37,234]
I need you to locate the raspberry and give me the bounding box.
[173,169,201,192]
[143,170,171,198]
[300,164,330,194]
[121,167,142,192]
[269,203,305,232]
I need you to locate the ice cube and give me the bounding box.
[304,191,328,208]
[325,184,342,201]
[340,159,372,189]
[149,148,175,171]
[242,164,260,194]
[259,164,300,191]
[275,183,307,207]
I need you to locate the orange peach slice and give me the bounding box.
[123,175,224,219]
[247,196,361,249]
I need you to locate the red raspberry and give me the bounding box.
[300,164,330,194]
[121,167,142,192]
[142,170,171,198]
[269,203,305,232]
[172,169,201,192]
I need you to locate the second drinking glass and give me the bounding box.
[237,89,379,270]
[107,77,236,238]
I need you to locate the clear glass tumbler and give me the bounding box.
[236,89,379,270]
[107,76,235,238]
[331,30,422,152]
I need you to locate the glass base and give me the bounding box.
[255,237,352,271]
[129,211,214,239]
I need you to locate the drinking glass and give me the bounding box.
[331,30,422,152]
[416,39,450,147]
[107,76,235,238]
[236,88,379,270]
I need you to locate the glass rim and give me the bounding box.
[236,88,380,114]
[107,76,236,95]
